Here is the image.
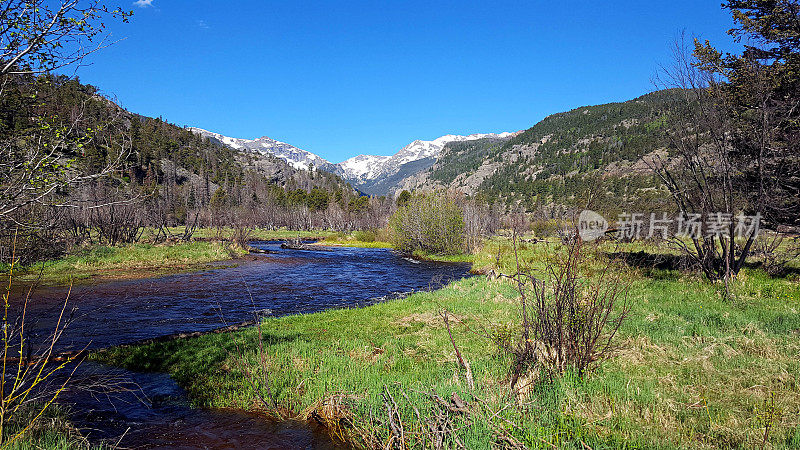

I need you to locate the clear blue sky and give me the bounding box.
[77,1,739,163]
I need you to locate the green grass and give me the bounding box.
[317,230,394,249]
[411,250,475,263]
[95,238,800,449]
[320,234,394,249]
[321,240,394,249]
[12,240,247,285]
[315,229,481,258]
[3,405,98,449]
[166,227,339,241]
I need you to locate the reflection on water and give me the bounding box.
[17,242,471,448]
[61,362,344,449]
[22,242,469,351]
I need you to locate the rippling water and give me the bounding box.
[16,242,471,448]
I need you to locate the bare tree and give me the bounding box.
[0,0,130,76]
[649,35,762,282]
[650,1,799,283]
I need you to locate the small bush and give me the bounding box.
[530,219,560,238]
[323,232,347,242]
[753,233,800,277]
[353,230,377,242]
[490,322,514,353]
[374,227,391,243]
[389,192,465,255]
[504,237,630,385]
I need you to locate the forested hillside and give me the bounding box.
[481,89,681,210]
[0,73,366,261]
[401,90,686,215]
[429,137,510,186]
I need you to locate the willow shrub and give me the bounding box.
[389,192,465,255]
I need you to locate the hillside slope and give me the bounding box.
[0,74,353,211]
[402,90,683,212]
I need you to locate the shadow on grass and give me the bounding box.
[93,329,302,406]
[608,251,692,271]
[608,250,800,280]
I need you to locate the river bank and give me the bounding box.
[8,228,388,286]
[95,239,800,449]
[13,242,472,448]
[10,240,249,286]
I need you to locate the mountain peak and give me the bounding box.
[189,127,514,194]
[190,128,334,171]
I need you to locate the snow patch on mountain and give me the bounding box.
[352,132,516,183]
[189,127,333,171]
[338,154,392,180]
[190,127,515,193]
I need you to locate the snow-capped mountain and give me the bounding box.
[190,127,515,195]
[396,133,515,165]
[337,154,392,181]
[376,133,514,178]
[345,132,517,195]
[339,133,515,184]
[189,127,336,172]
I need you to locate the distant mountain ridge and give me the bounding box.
[337,132,517,194]
[189,128,516,195]
[191,89,686,207]
[188,127,338,173]
[400,89,685,212]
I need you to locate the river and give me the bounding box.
[16,241,472,449]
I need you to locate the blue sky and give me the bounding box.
[77,1,739,163]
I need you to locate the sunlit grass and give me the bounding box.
[96,238,800,448]
[12,240,247,285]
[319,233,393,249]
[164,227,339,241]
[4,405,98,449]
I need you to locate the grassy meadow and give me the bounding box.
[95,237,800,449]
[180,227,340,241]
[11,240,248,285]
[8,227,389,285]
[319,230,394,249]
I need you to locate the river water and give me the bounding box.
[17,242,471,449]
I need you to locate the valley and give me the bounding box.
[190,127,517,196]
[1,1,798,449]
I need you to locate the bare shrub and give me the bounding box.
[230,208,256,247]
[353,386,472,450]
[502,213,529,238]
[752,232,800,277]
[0,235,82,446]
[89,200,145,246]
[503,235,630,387]
[462,198,499,251]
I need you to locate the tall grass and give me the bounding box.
[321,232,393,249]
[170,227,338,241]
[10,241,246,284]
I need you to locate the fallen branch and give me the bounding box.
[441,310,474,390]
